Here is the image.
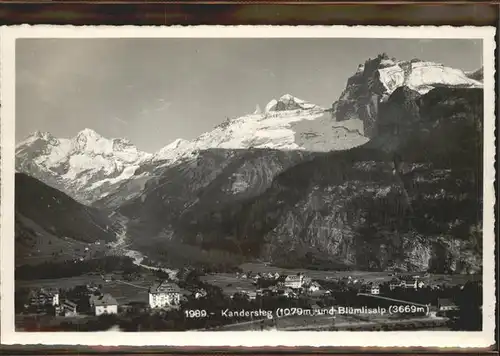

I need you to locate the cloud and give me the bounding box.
[112,116,129,125]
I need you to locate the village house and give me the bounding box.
[390,276,424,290]
[283,287,298,298]
[370,284,380,295]
[284,275,304,289]
[30,288,60,307]
[245,291,257,300]
[400,276,425,290]
[148,281,181,309]
[58,300,78,317]
[389,278,400,290]
[438,298,459,312]
[89,293,118,316]
[307,281,322,293]
[269,285,280,295]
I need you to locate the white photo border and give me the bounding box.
[0,25,496,348]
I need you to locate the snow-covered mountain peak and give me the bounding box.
[20,130,56,145]
[349,54,483,97]
[334,53,484,138]
[73,128,108,151]
[32,130,54,140]
[154,138,193,162]
[16,128,153,204]
[75,127,102,139]
[265,94,319,113]
[279,93,297,101]
[16,131,61,157]
[167,138,189,149]
[153,93,366,164]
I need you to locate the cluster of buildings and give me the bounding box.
[389,275,426,290]
[27,287,119,317]
[234,272,330,300]
[24,280,187,318]
[28,288,60,308]
[23,271,446,322]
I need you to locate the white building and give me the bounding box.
[89,294,118,316]
[245,291,257,300]
[149,281,181,309]
[390,276,424,290]
[284,275,304,289]
[370,285,380,295]
[308,282,322,292]
[400,276,425,290]
[60,300,78,317]
[438,298,459,312]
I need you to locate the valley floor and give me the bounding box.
[15,259,481,332]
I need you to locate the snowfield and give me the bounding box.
[378,60,483,95]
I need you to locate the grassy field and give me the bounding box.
[16,215,111,266]
[100,278,155,304]
[200,273,256,296]
[16,275,105,289]
[16,273,154,304]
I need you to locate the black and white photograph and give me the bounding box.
[0,25,496,347]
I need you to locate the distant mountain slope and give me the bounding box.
[119,148,312,238]
[15,173,118,245]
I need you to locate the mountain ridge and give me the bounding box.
[333,54,483,138]
[15,54,484,273]
[119,85,483,273]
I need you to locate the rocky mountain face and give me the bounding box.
[257,86,483,273]
[333,54,483,138]
[466,67,484,82]
[17,54,484,274]
[15,129,152,205]
[120,85,483,273]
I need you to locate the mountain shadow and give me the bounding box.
[119,86,483,273]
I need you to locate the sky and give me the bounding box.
[16,38,483,153]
